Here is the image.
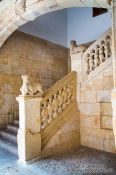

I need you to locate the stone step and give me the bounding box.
[1,130,17,144]
[0,136,17,155]
[7,124,18,134]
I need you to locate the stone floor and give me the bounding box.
[0,147,116,175]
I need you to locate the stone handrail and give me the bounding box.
[40,71,77,130]
[83,28,112,80]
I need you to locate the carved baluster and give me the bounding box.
[41,102,48,129]
[99,41,105,63]
[57,89,63,113]
[52,93,58,118]
[91,49,95,70]
[104,37,108,60]
[62,86,68,109]
[66,84,71,105]
[88,50,94,73]
[102,41,106,62]
[71,81,74,101]
[68,80,74,101]
[86,54,90,75]
[94,45,100,67]
[109,34,112,55]
[47,98,53,124]
[106,35,112,58]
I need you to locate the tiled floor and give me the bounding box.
[0,147,116,175]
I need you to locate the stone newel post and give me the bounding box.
[70,40,86,110]
[112,0,116,148]
[16,75,43,162]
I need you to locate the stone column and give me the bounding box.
[16,95,42,163]
[112,0,116,148]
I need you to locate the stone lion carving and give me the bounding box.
[70,40,87,54]
[15,0,26,16]
[20,74,43,96]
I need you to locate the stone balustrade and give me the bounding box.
[40,71,76,130]
[17,71,77,162]
[83,29,112,79]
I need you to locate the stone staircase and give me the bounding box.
[0,28,114,159]
[0,71,80,160]
[0,119,19,155]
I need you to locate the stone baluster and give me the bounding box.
[41,102,48,129]
[52,93,58,119]
[86,54,90,75]
[40,72,76,131]
[57,89,63,113]
[102,41,106,62]
[89,50,94,73]
[66,84,71,105]
[83,30,112,79]
[99,41,105,63]
[94,45,100,68]
[47,98,53,124]
[106,35,112,58]
[62,86,68,109]
[70,80,74,101]
[104,36,109,59]
[91,49,95,70]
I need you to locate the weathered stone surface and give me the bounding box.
[0,31,68,128]
[80,103,100,116]
[100,102,112,116]
[81,135,104,150]
[103,76,113,90]
[100,115,112,130]
[80,90,96,103]
[42,109,80,158]
[97,90,111,102]
[71,29,114,154]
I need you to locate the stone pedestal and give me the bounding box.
[16,95,42,163]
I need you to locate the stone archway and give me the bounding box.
[0,0,111,48]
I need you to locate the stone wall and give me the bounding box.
[71,52,115,153]
[42,105,80,158]
[80,63,115,153]
[0,31,68,129]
